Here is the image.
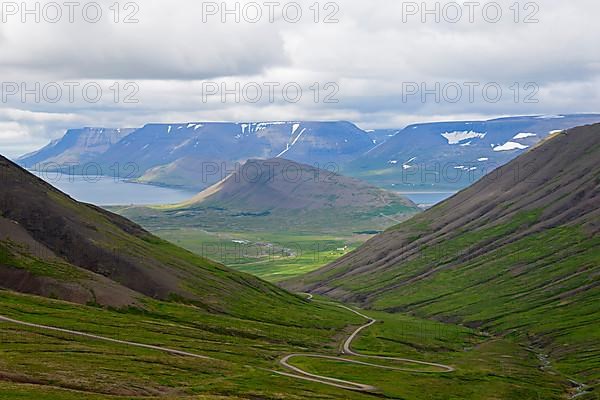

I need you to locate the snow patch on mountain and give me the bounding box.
[276,128,307,158]
[442,131,486,145]
[535,115,564,119]
[292,123,301,135]
[513,132,537,140]
[493,141,529,152]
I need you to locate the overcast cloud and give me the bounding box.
[0,0,599,157]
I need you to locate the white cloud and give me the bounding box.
[1,0,599,157]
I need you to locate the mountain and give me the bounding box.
[18,115,600,192]
[117,158,419,235]
[17,121,376,189]
[186,158,417,211]
[17,127,134,168]
[286,124,600,386]
[0,154,301,313]
[346,114,600,190]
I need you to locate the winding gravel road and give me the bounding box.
[0,296,453,394]
[277,296,455,392]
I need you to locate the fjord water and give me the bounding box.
[31,170,455,208]
[31,171,197,206]
[398,192,456,208]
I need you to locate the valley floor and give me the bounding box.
[0,290,584,400]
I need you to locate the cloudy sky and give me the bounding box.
[0,0,599,157]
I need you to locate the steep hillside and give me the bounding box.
[288,124,600,386]
[17,128,134,168]
[348,114,600,190]
[0,155,302,314]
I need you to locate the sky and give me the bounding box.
[0,0,599,158]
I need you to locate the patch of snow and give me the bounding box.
[292,123,301,135]
[513,132,537,140]
[477,158,489,162]
[290,128,306,146]
[171,139,192,152]
[194,124,203,130]
[389,160,398,165]
[141,144,149,150]
[276,128,306,158]
[403,158,416,170]
[493,141,529,152]
[167,126,172,134]
[549,130,564,135]
[535,115,564,119]
[442,130,486,145]
[276,144,290,158]
[460,141,472,147]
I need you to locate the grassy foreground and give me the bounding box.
[0,291,579,399]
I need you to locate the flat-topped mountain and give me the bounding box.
[18,127,135,167]
[19,121,376,189]
[18,115,600,192]
[347,114,600,190]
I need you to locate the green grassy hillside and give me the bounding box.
[0,290,577,399]
[0,155,306,315]
[286,124,600,393]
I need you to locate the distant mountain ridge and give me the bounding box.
[18,127,135,167]
[348,114,600,190]
[18,114,600,191]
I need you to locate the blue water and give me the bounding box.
[30,170,454,208]
[399,192,456,207]
[31,171,197,206]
